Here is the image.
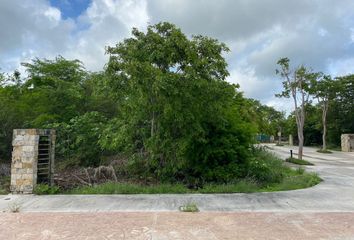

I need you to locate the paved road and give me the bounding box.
[1,212,354,240]
[1,145,354,239]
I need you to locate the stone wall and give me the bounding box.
[341,134,354,152]
[10,129,55,194]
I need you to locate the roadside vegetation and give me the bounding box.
[56,150,321,194]
[1,22,350,194]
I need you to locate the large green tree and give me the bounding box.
[102,22,255,183]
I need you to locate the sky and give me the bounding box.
[1,0,354,112]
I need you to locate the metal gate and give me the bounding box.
[37,135,52,184]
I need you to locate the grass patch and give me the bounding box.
[286,157,314,166]
[67,183,191,194]
[33,184,60,195]
[317,149,332,154]
[260,172,321,191]
[66,171,321,194]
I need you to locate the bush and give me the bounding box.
[34,184,60,195]
[247,149,285,184]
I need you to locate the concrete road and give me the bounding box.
[1,145,354,239]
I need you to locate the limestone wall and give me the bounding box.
[341,134,354,152]
[10,129,55,194]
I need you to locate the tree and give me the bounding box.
[0,71,5,86]
[311,75,336,150]
[21,56,87,125]
[103,22,255,183]
[276,58,320,159]
[327,75,354,146]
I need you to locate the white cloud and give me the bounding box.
[0,0,74,73]
[65,0,149,70]
[44,7,62,23]
[1,0,354,112]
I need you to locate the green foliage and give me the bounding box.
[102,22,256,183]
[21,56,88,125]
[66,149,321,194]
[303,105,322,146]
[327,75,354,146]
[47,112,108,167]
[246,99,286,136]
[283,74,354,148]
[0,22,345,188]
[65,168,321,194]
[33,184,60,195]
[247,149,285,183]
[67,182,191,194]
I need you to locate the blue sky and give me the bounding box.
[1,0,354,112]
[49,0,91,19]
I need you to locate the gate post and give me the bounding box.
[10,129,55,194]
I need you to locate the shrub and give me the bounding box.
[247,150,285,184]
[34,184,60,195]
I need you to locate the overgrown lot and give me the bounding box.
[33,149,321,194]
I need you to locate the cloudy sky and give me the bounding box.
[1,0,354,111]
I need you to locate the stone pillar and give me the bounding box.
[10,129,55,194]
[341,134,354,152]
[270,135,275,143]
[289,134,294,146]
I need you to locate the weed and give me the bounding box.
[179,202,199,212]
[8,201,22,213]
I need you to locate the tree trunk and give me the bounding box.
[322,123,327,150]
[322,102,328,150]
[298,129,304,160]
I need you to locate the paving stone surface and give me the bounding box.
[1,212,354,240]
